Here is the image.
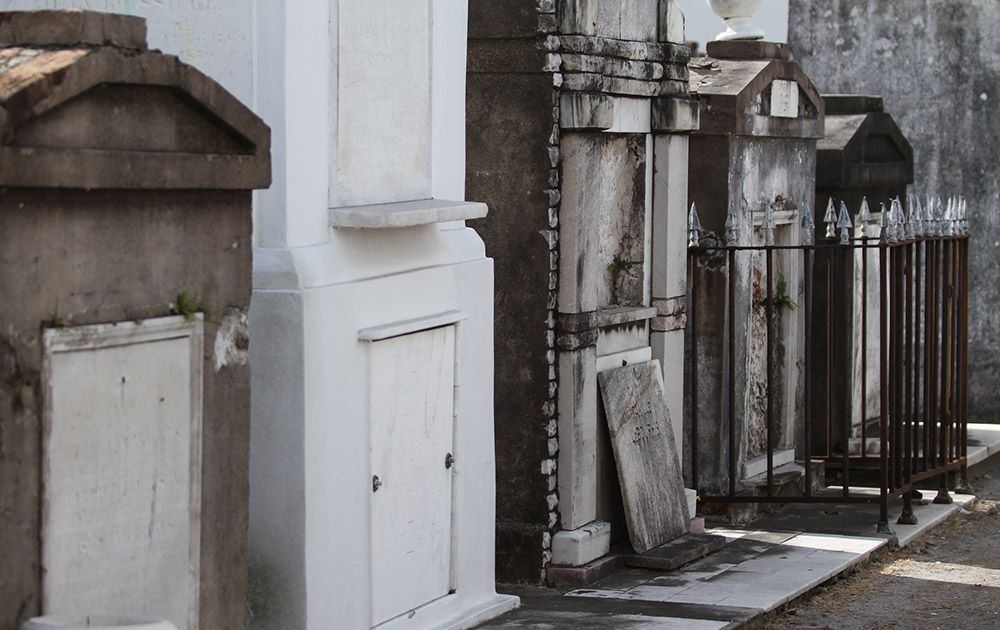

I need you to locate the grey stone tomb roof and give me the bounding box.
[0,9,270,190]
[689,40,824,139]
[817,94,914,189]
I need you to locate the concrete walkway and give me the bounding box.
[479,429,1000,628]
[479,490,976,629]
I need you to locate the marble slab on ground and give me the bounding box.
[598,360,689,553]
[622,533,728,571]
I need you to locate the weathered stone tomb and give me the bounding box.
[468,0,699,582]
[811,94,914,458]
[687,39,824,498]
[0,10,270,629]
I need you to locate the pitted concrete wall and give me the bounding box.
[789,0,1000,422]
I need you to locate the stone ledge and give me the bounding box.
[561,72,690,98]
[559,306,658,333]
[357,310,466,342]
[651,313,686,333]
[330,199,488,229]
[706,40,791,61]
[0,10,147,49]
[551,521,612,566]
[558,35,690,64]
[546,554,624,588]
[652,96,701,132]
[653,296,687,317]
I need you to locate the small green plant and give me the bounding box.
[45,300,65,328]
[756,275,797,312]
[773,277,797,311]
[170,292,207,321]
[608,255,641,287]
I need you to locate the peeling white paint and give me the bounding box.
[213,308,249,372]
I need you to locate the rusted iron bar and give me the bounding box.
[803,246,813,497]
[729,249,737,497]
[689,250,699,493]
[766,247,775,496]
[959,237,970,489]
[899,239,917,525]
[878,239,890,530]
[841,246,850,498]
[861,235,869,461]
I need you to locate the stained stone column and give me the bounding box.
[468,0,698,583]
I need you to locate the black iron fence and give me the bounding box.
[686,196,970,532]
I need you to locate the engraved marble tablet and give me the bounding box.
[41,317,203,630]
[598,360,689,553]
[770,79,800,119]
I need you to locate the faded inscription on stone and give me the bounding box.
[599,360,689,553]
[770,79,800,119]
[42,318,203,629]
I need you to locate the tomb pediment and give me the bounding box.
[0,10,269,190]
[690,41,824,139]
[817,95,914,188]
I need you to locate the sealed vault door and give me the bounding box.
[369,325,456,626]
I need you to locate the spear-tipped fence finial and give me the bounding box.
[952,197,962,236]
[859,196,873,225]
[905,193,917,240]
[880,202,891,244]
[763,199,777,246]
[944,197,956,236]
[883,201,898,244]
[914,195,925,237]
[924,193,934,236]
[725,202,741,246]
[824,197,837,240]
[891,197,905,242]
[688,202,702,248]
[800,203,815,246]
[933,196,945,236]
[837,201,853,245]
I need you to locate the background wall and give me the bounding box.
[678,0,788,49]
[4,0,255,104]
[788,0,1000,423]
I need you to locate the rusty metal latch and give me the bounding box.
[372,475,382,492]
[445,453,454,469]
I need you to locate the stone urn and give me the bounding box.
[707,0,765,41]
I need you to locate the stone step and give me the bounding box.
[742,459,827,495]
[621,533,727,571]
[704,459,827,525]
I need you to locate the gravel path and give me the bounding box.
[767,456,1000,630]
